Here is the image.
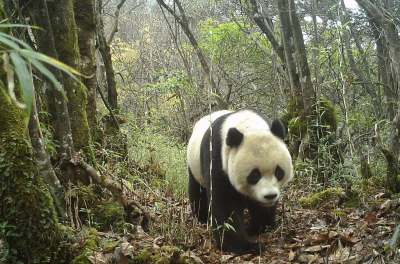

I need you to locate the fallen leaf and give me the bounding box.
[288,250,296,261]
[181,252,204,264]
[303,245,330,253]
[364,214,377,223]
[298,253,319,263]
[87,252,108,264]
[340,235,360,244]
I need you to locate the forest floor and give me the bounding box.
[78,180,400,264]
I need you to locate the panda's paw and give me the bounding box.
[221,241,264,255]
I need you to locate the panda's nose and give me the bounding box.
[264,194,277,200]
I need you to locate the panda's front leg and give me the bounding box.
[210,175,262,255]
[247,200,277,236]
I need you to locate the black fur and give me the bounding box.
[226,127,243,147]
[275,166,285,181]
[188,168,208,224]
[189,108,281,255]
[271,119,286,140]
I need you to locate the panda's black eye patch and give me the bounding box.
[247,169,262,185]
[275,166,285,181]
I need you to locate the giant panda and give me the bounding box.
[187,108,293,255]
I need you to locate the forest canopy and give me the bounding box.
[0,0,400,263]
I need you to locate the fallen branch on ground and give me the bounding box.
[70,152,152,230]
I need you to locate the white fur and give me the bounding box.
[187,110,231,187]
[227,132,293,206]
[187,109,293,205]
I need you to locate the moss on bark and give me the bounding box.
[73,0,102,143]
[0,2,61,261]
[43,0,98,187]
[0,76,61,263]
[47,0,96,172]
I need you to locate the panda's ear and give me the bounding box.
[226,128,243,147]
[271,119,286,140]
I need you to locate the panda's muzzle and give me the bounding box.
[264,194,277,200]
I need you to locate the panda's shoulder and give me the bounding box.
[223,108,271,132]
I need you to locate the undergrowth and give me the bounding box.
[128,123,188,197]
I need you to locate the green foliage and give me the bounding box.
[0,24,82,117]
[71,229,98,264]
[299,188,345,209]
[0,221,20,263]
[199,19,265,63]
[128,124,188,196]
[0,128,61,262]
[92,199,125,231]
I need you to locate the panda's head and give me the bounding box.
[225,119,293,206]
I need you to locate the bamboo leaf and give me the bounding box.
[0,24,41,30]
[27,56,68,100]
[0,32,35,50]
[10,52,33,117]
[20,49,85,79]
[2,53,25,109]
[0,35,22,51]
[0,32,32,50]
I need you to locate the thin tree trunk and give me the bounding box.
[157,0,228,109]
[248,0,285,63]
[106,0,128,45]
[96,0,119,113]
[74,0,101,142]
[29,91,67,219]
[340,0,381,118]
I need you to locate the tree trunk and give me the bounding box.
[0,92,61,263]
[0,6,61,261]
[29,92,67,219]
[22,0,75,164]
[73,0,101,142]
[47,0,96,177]
[340,0,382,118]
[356,0,400,193]
[288,0,314,110]
[96,0,119,113]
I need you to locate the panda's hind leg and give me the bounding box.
[188,168,208,223]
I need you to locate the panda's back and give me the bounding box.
[187,110,231,186]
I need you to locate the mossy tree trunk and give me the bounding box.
[0,94,61,263]
[0,94,62,263]
[357,0,400,193]
[23,0,78,178]
[73,0,102,142]
[275,0,319,161]
[47,0,96,181]
[0,4,61,262]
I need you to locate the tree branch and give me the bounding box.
[157,0,228,109]
[71,152,152,229]
[106,0,128,45]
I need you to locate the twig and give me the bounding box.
[71,152,152,228]
[96,84,120,131]
[389,223,400,248]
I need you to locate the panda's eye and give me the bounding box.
[275,166,285,181]
[247,169,261,185]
